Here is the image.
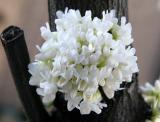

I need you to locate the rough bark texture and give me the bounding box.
[0,1,149,122]
[48,0,128,29]
[48,0,149,122]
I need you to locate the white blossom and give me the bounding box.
[141,79,160,122]
[29,8,138,115]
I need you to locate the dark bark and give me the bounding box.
[0,1,149,122]
[48,0,149,122]
[48,0,128,29]
[0,26,50,122]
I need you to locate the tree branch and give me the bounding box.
[0,26,51,122]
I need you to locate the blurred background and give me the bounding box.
[0,0,160,121]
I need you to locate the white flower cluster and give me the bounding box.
[141,79,160,122]
[29,8,138,115]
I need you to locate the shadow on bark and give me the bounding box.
[0,0,150,122]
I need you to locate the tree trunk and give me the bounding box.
[0,1,149,122]
[48,0,149,122]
